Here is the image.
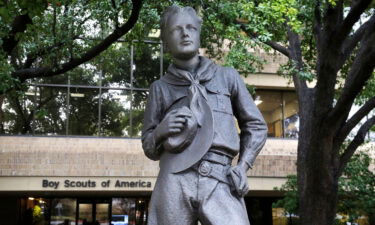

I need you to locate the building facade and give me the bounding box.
[0,42,308,225]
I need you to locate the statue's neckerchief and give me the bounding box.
[161,56,217,127]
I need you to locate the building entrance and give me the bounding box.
[9,196,150,225]
[77,199,110,225]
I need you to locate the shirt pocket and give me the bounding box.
[206,86,233,115]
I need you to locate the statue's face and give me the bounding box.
[165,12,200,60]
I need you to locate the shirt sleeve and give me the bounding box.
[141,82,164,161]
[229,68,268,168]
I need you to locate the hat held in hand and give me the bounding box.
[163,106,198,153]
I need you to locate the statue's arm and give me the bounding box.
[229,68,268,170]
[141,82,164,161]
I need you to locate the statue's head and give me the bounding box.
[160,5,202,60]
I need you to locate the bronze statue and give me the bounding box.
[142,5,267,225]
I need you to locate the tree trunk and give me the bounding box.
[297,95,340,225]
[298,139,339,225]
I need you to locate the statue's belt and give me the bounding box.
[192,150,233,184]
[202,151,233,165]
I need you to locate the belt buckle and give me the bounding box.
[198,161,212,176]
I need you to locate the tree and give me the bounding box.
[187,0,375,224]
[2,1,374,223]
[338,150,375,224]
[0,40,166,136]
[274,150,375,224]
[0,0,172,136]
[0,0,143,94]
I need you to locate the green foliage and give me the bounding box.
[338,150,375,223]
[0,0,316,87]
[32,205,43,221]
[0,1,166,84]
[196,0,317,79]
[278,60,315,82]
[274,150,375,223]
[355,73,375,105]
[246,84,256,96]
[273,175,299,215]
[224,42,265,75]
[0,62,17,93]
[0,39,162,136]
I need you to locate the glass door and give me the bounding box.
[78,203,93,225]
[95,203,110,225]
[77,200,110,225]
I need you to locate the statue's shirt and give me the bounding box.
[142,56,267,168]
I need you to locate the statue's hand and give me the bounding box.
[227,163,249,197]
[154,108,192,142]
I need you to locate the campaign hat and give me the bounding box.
[159,103,214,173]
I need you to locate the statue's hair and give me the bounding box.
[160,5,202,44]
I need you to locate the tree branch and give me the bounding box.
[22,35,80,69]
[1,14,32,55]
[322,0,344,42]
[336,0,373,45]
[313,0,322,47]
[313,2,347,118]
[236,21,291,58]
[328,28,375,123]
[265,40,291,58]
[335,96,375,149]
[23,5,90,69]
[12,0,143,81]
[287,27,309,97]
[339,14,375,67]
[338,115,375,175]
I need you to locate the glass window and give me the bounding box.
[283,92,299,138]
[112,198,135,225]
[132,42,162,89]
[131,90,149,138]
[33,86,68,135]
[3,39,167,137]
[255,90,283,137]
[0,90,36,135]
[112,198,149,225]
[78,203,93,225]
[68,88,100,136]
[96,203,110,225]
[134,198,148,225]
[100,89,131,137]
[51,198,77,225]
[22,197,50,225]
[69,63,101,86]
[34,73,69,85]
[102,43,131,88]
[0,94,15,134]
[254,90,299,138]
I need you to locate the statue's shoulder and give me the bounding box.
[216,65,240,78]
[207,65,241,95]
[149,78,188,105]
[211,65,240,85]
[148,80,169,98]
[149,79,169,91]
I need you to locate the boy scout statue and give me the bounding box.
[142,5,267,225]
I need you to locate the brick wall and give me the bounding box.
[0,136,297,177]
